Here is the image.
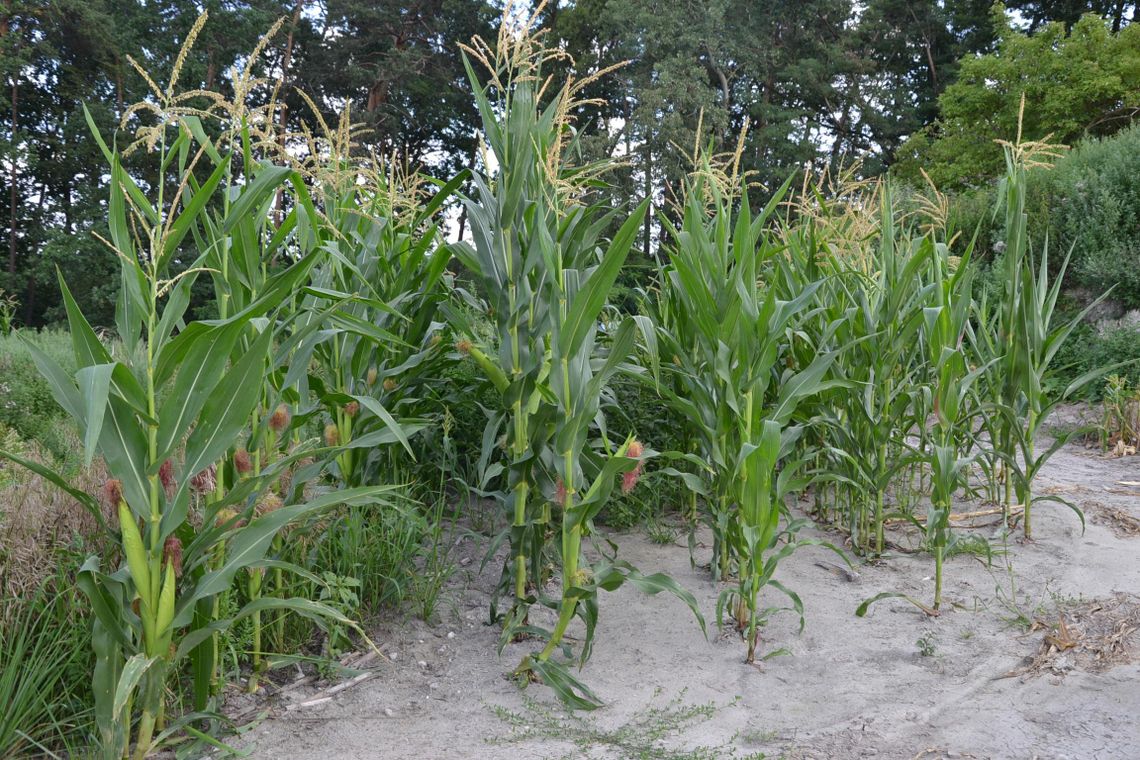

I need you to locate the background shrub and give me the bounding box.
[1051,323,1140,399]
[1036,124,1140,309]
[0,330,73,451]
[944,124,1140,310]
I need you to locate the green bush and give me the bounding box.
[1037,124,1140,308]
[1051,323,1140,399]
[0,329,74,450]
[946,124,1140,308]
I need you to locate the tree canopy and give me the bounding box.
[894,6,1140,187]
[0,0,1136,325]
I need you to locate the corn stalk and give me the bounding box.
[452,14,703,708]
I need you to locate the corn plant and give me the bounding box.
[646,153,846,662]
[786,183,933,555]
[452,12,702,707]
[920,241,987,610]
[0,58,400,758]
[980,130,1109,539]
[291,154,459,488]
[1098,375,1140,451]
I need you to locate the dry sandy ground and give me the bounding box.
[234,435,1140,760]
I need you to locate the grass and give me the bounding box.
[0,567,94,758]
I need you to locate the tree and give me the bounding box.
[1006,0,1136,32]
[291,0,495,178]
[546,0,857,264]
[893,8,1140,188]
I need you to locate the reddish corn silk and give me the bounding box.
[233,448,252,475]
[163,536,183,578]
[159,459,175,498]
[621,439,645,494]
[455,339,472,355]
[190,464,217,494]
[102,479,124,508]
[268,403,290,433]
[555,478,567,507]
[343,401,360,418]
[621,468,641,494]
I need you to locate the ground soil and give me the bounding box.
[235,423,1140,760]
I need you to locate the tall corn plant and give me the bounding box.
[452,10,702,707]
[980,118,1107,539]
[0,33,393,759]
[857,236,982,617]
[649,154,845,662]
[783,183,933,556]
[289,147,461,488]
[921,241,985,610]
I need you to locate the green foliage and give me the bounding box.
[896,9,1140,188]
[0,27,408,756]
[1053,324,1140,397]
[0,559,95,758]
[609,375,687,458]
[6,5,1140,753]
[1036,124,1140,307]
[0,329,74,450]
[289,498,425,615]
[489,690,767,760]
[943,122,1140,311]
[647,158,848,662]
[0,289,17,334]
[597,376,689,530]
[915,630,937,657]
[1095,373,1140,450]
[453,24,702,709]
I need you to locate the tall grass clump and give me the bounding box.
[0,564,95,758]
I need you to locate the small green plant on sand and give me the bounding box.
[489,688,770,760]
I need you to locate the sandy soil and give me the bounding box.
[234,431,1140,760]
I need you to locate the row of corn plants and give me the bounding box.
[0,16,452,757]
[779,130,1106,614]
[642,147,848,663]
[636,116,1106,631]
[1,11,1115,753]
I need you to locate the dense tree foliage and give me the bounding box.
[0,0,1135,326]
[895,7,1140,186]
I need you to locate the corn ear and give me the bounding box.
[155,560,177,647]
[119,501,152,605]
[467,344,510,394]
